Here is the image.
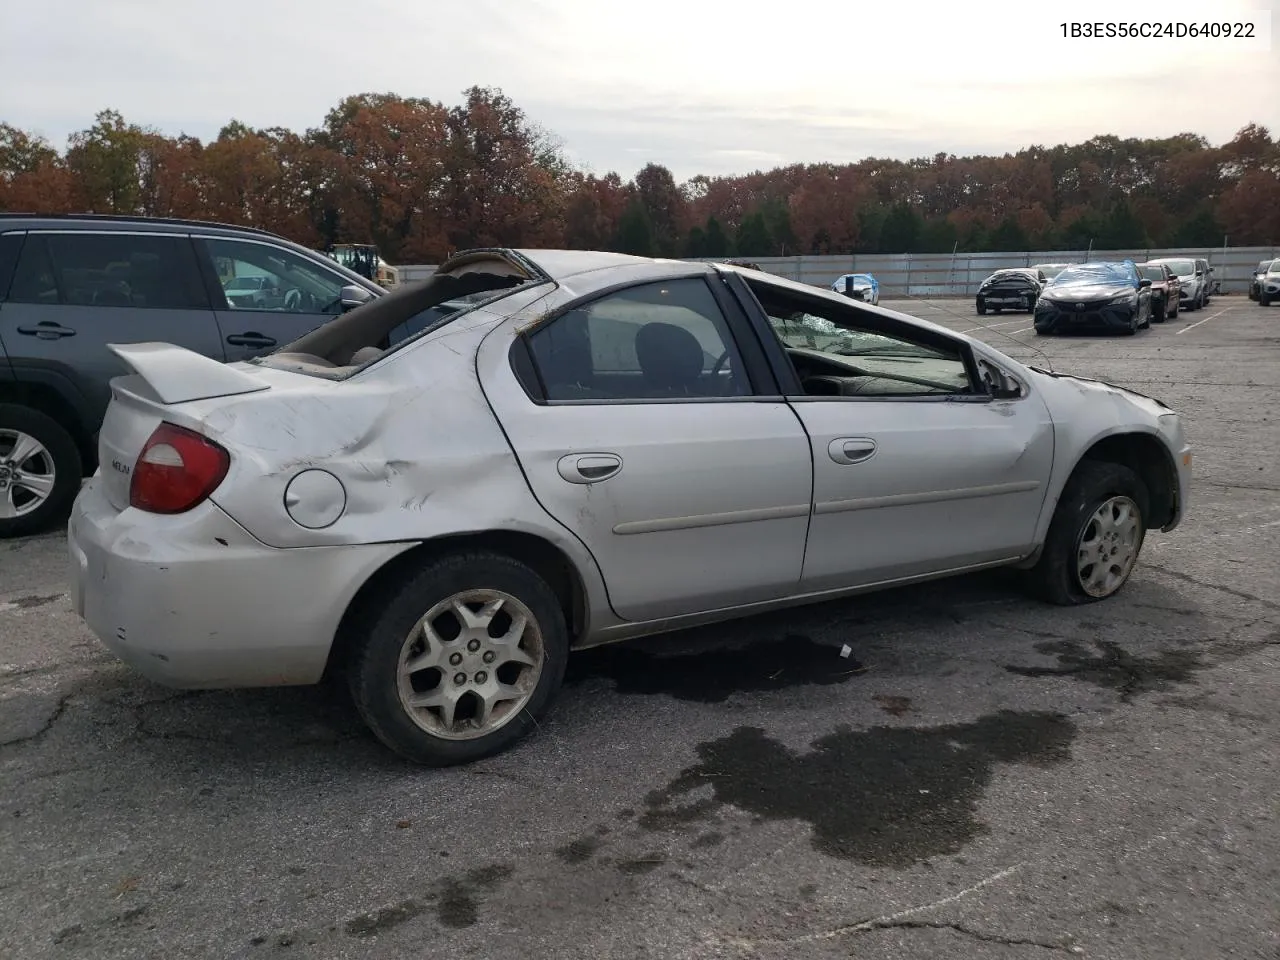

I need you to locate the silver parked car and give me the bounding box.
[67,248,1193,765]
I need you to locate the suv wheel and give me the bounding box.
[1022,461,1149,605]
[0,404,83,539]
[347,551,569,766]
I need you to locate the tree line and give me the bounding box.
[2,87,1277,264]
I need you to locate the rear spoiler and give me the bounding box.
[107,342,270,404]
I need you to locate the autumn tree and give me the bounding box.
[2,98,1273,261]
[0,123,73,213]
[438,86,568,255]
[65,109,152,213]
[632,163,685,257]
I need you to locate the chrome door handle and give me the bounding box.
[556,453,623,484]
[829,438,877,465]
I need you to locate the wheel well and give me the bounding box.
[323,530,589,683]
[1078,432,1177,528]
[0,382,97,472]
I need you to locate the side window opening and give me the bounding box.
[745,279,978,398]
[203,238,347,315]
[5,233,207,310]
[523,278,749,402]
[6,235,58,304]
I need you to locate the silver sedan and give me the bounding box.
[67,249,1193,765]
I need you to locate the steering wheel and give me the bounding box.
[284,288,302,311]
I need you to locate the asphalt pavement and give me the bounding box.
[2,295,1278,960]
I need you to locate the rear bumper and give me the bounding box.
[67,478,413,689]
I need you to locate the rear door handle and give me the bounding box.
[226,332,277,348]
[17,322,76,339]
[829,437,877,465]
[556,453,623,484]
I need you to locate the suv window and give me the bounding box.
[525,278,748,402]
[0,232,23,299]
[202,237,347,315]
[7,232,208,309]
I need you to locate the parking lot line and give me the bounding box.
[1175,307,1230,335]
[959,318,1030,333]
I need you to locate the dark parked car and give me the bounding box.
[975,268,1045,314]
[0,215,385,538]
[1033,261,1153,336]
[1136,262,1181,322]
[1249,259,1276,301]
[1258,260,1280,306]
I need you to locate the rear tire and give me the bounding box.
[0,404,83,540]
[347,551,569,766]
[1021,461,1149,606]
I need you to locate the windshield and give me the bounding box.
[1161,259,1195,275]
[1054,263,1130,285]
[1137,266,1165,281]
[1269,262,1280,275]
[1037,264,1069,279]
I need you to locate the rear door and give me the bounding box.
[191,235,357,362]
[483,273,815,623]
[0,229,223,429]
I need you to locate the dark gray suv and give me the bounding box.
[0,215,384,538]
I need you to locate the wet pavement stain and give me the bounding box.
[640,710,1075,868]
[343,863,512,936]
[1005,640,1201,701]
[555,835,603,864]
[872,694,915,717]
[566,634,865,703]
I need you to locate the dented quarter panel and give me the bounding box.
[168,284,619,639]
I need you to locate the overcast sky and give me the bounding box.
[2,0,1277,181]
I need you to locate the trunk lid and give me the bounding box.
[97,343,274,511]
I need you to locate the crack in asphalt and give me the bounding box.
[855,920,1078,952]
[1144,564,1280,612]
[0,691,73,748]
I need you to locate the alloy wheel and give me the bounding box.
[396,589,545,741]
[1075,496,1142,598]
[0,429,57,520]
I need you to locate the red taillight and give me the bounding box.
[129,422,230,514]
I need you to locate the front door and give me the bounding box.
[733,272,1054,591]
[791,396,1053,590]
[481,274,814,623]
[192,236,353,362]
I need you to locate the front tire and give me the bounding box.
[0,404,83,539]
[1023,461,1149,606]
[1262,292,1272,307]
[347,551,569,766]
[1152,298,1166,323]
